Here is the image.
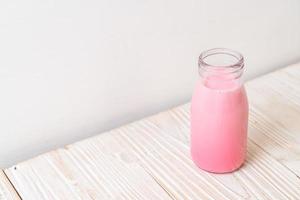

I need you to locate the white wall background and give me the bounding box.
[0,0,300,167]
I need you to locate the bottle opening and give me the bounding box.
[199,48,243,69]
[198,48,245,89]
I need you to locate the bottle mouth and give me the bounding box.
[198,48,244,77]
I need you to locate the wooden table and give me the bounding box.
[2,63,300,199]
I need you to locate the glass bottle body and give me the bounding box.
[191,48,248,173]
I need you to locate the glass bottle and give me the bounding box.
[191,48,248,173]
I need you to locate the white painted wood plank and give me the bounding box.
[7,112,300,199]
[117,118,300,199]
[5,144,173,200]
[5,63,300,199]
[245,63,300,176]
[0,170,20,200]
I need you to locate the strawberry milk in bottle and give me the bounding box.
[191,48,248,173]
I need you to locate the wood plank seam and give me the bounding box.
[2,171,22,200]
[140,168,178,200]
[0,170,21,200]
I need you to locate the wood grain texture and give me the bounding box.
[246,63,300,177]
[5,63,300,199]
[0,170,20,200]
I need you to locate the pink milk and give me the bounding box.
[191,48,248,173]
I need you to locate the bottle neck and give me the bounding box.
[198,48,244,89]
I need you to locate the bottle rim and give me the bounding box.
[198,48,244,75]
